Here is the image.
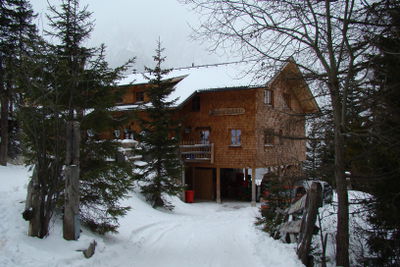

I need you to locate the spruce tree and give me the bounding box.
[362,1,400,265]
[21,0,135,236]
[0,0,37,165]
[46,0,135,234]
[136,40,183,209]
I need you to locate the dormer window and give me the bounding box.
[264,89,273,106]
[136,91,144,102]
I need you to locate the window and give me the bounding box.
[114,129,121,139]
[283,93,291,109]
[192,95,200,111]
[136,91,144,102]
[200,130,210,144]
[264,129,274,146]
[264,89,273,105]
[231,129,241,146]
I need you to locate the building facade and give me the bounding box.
[110,61,319,205]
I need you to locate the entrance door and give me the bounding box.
[194,168,214,200]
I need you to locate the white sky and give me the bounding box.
[30,0,230,70]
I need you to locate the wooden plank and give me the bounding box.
[287,194,307,214]
[297,182,322,266]
[279,220,302,234]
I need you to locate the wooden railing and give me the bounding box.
[179,141,214,163]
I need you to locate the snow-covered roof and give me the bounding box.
[117,62,269,107]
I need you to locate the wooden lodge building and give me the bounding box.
[110,60,319,205]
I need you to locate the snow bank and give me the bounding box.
[313,190,372,267]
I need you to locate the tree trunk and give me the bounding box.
[64,121,81,240]
[333,101,350,267]
[0,95,9,166]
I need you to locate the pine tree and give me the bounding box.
[304,112,335,184]
[20,38,66,238]
[21,0,135,236]
[0,0,37,165]
[136,40,183,209]
[46,0,135,234]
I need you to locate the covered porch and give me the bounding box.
[182,165,259,206]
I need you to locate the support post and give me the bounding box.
[251,167,256,207]
[64,121,80,241]
[181,165,186,202]
[216,167,221,203]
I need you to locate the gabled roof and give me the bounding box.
[269,60,320,114]
[118,62,265,106]
[117,60,319,113]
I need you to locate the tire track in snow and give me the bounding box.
[126,208,266,267]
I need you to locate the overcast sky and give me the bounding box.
[30,0,229,70]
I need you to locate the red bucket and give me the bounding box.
[185,190,194,203]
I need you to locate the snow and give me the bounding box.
[0,164,304,267]
[313,190,372,266]
[118,62,271,107]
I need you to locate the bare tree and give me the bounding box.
[182,1,372,266]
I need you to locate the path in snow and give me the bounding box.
[0,165,303,267]
[89,199,303,267]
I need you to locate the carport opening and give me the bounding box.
[220,168,251,201]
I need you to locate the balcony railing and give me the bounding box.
[179,141,214,163]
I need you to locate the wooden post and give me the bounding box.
[192,167,195,196]
[181,165,186,202]
[210,143,214,164]
[251,168,256,206]
[64,121,81,240]
[297,182,322,266]
[26,166,41,237]
[216,167,221,203]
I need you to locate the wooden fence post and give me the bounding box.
[63,121,80,240]
[297,182,322,266]
[25,167,41,237]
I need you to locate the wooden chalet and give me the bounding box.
[109,60,319,205]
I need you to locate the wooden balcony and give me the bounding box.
[179,141,214,163]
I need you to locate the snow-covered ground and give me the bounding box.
[314,190,372,267]
[0,165,303,267]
